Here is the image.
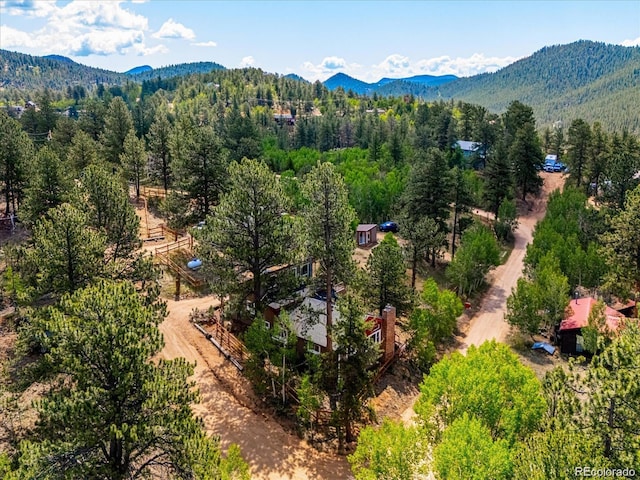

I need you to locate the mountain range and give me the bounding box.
[1,41,639,133]
[323,72,459,94]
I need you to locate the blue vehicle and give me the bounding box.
[553,162,566,172]
[379,221,399,233]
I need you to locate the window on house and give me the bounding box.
[273,328,288,344]
[264,320,271,330]
[307,342,322,354]
[299,262,310,278]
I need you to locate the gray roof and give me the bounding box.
[356,224,378,232]
[456,140,481,152]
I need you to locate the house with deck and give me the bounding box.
[264,295,397,362]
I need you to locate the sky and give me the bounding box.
[1,0,639,82]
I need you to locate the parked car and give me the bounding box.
[544,160,556,172]
[553,162,566,172]
[379,221,399,233]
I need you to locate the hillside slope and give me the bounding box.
[415,41,640,132]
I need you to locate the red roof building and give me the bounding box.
[558,297,626,354]
[559,297,624,332]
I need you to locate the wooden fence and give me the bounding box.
[193,322,249,371]
[154,236,192,257]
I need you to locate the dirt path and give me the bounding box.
[458,172,565,352]
[401,172,566,423]
[158,297,352,480]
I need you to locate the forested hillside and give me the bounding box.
[412,41,640,133]
[0,49,124,91]
[0,49,225,97]
[2,41,638,132]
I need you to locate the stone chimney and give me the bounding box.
[381,304,396,362]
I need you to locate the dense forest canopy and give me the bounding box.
[2,40,639,133]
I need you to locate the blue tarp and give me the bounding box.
[187,258,202,270]
[532,342,556,355]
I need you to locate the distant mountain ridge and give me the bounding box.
[1,41,638,133]
[323,72,459,94]
[125,65,153,75]
[0,50,225,90]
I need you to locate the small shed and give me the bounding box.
[356,224,378,247]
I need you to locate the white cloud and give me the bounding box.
[0,24,34,48]
[153,18,195,40]
[68,29,145,56]
[301,56,362,81]
[239,55,254,67]
[300,52,519,82]
[131,43,169,56]
[53,1,148,32]
[192,41,217,47]
[0,0,176,57]
[621,36,640,47]
[1,0,57,18]
[320,56,347,70]
[375,54,410,75]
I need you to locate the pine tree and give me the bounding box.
[0,111,32,215]
[100,97,134,164]
[509,122,544,201]
[29,203,106,294]
[172,124,228,220]
[15,280,249,479]
[566,118,592,188]
[364,233,412,315]
[196,159,296,318]
[120,130,147,199]
[21,146,72,224]
[147,105,173,193]
[301,162,356,351]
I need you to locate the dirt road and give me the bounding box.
[401,172,566,424]
[157,173,564,478]
[459,172,566,351]
[158,297,352,480]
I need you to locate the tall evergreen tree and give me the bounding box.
[399,215,444,291]
[566,118,592,189]
[120,130,147,199]
[0,111,32,215]
[197,159,296,318]
[509,122,544,201]
[172,124,228,220]
[483,140,513,218]
[364,233,412,315]
[67,129,99,174]
[100,97,134,164]
[586,122,609,196]
[21,146,72,224]
[301,162,356,351]
[402,148,450,266]
[16,280,249,479]
[602,184,640,299]
[320,293,379,450]
[147,105,173,193]
[29,203,106,295]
